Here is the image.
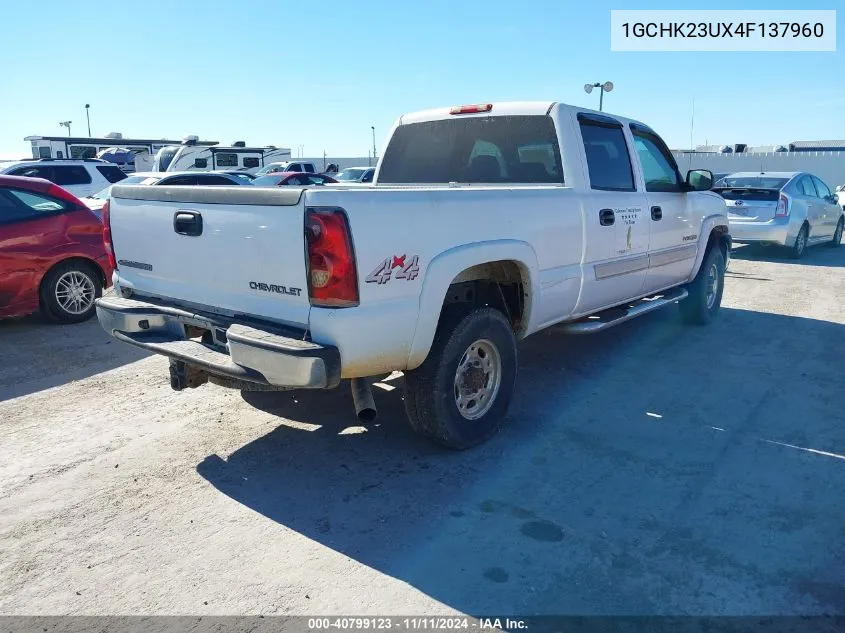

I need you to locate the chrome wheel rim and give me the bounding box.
[705,262,719,310]
[796,230,806,254]
[55,271,95,315]
[454,338,502,420]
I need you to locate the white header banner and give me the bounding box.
[611,10,836,52]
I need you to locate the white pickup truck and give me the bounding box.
[96,101,730,449]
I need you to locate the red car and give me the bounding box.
[250,172,338,187]
[0,175,112,323]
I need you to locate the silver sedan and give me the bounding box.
[713,171,844,258]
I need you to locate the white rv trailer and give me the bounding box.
[23,133,219,173]
[152,138,291,174]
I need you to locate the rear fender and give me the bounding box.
[406,240,539,370]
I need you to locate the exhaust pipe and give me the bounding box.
[351,378,377,423]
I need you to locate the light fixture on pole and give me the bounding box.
[59,120,72,136]
[85,104,91,136]
[584,81,614,111]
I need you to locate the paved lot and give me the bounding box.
[1,244,843,616]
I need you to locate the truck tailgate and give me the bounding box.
[109,185,310,326]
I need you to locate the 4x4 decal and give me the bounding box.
[366,254,420,284]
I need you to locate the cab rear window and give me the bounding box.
[378,115,564,184]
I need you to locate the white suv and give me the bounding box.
[0,159,127,198]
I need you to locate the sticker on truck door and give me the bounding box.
[366,254,420,284]
[615,207,644,254]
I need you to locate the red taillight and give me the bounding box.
[449,103,493,115]
[775,193,790,218]
[102,200,117,269]
[305,209,358,307]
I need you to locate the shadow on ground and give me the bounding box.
[198,307,845,615]
[730,243,845,267]
[0,316,149,401]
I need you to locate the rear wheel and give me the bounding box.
[403,307,517,450]
[40,260,102,323]
[829,217,843,247]
[679,246,725,325]
[789,224,808,259]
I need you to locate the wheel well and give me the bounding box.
[708,225,730,260]
[38,257,105,301]
[441,260,528,334]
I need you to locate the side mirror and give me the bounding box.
[686,169,713,191]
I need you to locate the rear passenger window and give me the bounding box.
[52,166,92,186]
[10,166,51,179]
[243,157,260,169]
[303,163,315,173]
[579,119,635,192]
[799,177,817,197]
[96,165,127,184]
[215,153,237,167]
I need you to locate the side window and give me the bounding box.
[362,169,374,183]
[96,166,127,184]
[0,189,67,223]
[199,176,236,185]
[70,146,97,159]
[243,157,260,169]
[215,153,237,167]
[194,158,208,169]
[56,151,64,159]
[303,163,315,173]
[38,147,52,158]
[579,120,635,192]
[286,176,305,186]
[10,166,52,180]
[812,176,831,198]
[631,131,682,192]
[799,176,818,197]
[288,163,301,172]
[52,166,92,186]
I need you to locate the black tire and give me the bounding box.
[829,217,843,248]
[679,246,725,326]
[403,306,517,450]
[40,260,102,324]
[789,224,808,259]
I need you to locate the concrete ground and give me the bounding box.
[0,244,843,616]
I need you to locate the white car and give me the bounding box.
[835,184,845,209]
[253,161,317,176]
[96,100,729,449]
[0,158,127,198]
[332,166,375,183]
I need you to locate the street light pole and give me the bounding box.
[59,121,72,136]
[85,104,91,136]
[371,126,376,162]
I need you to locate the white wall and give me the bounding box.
[673,151,845,188]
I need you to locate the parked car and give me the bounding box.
[219,171,257,184]
[0,158,127,198]
[83,171,251,214]
[0,176,112,322]
[96,100,729,449]
[254,161,317,176]
[713,171,844,258]
[251,173,337,187]
[333,167,375,183]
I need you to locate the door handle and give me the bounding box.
[173,210,203,237]
[599,209,615,226]
[651,206,662,221]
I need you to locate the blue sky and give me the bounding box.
[0,0,841,159]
